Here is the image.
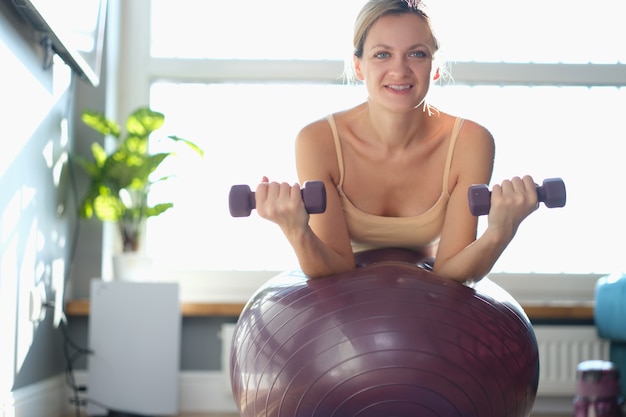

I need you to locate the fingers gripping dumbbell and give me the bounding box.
[229,181,327,217]
[468,177,566,216]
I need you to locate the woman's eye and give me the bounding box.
[374,52,390,59]
[410,50,428,58]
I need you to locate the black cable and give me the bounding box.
[60,322,91,417]
[60,71,92,417]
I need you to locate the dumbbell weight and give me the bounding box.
[468,177,566,216]
[229,180,327,217]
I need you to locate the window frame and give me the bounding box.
[107,0,626,301]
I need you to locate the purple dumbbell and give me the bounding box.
[468,177,566,216]
[229,180,327,217]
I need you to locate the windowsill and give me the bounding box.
[64,298,594,320]
[144,269,606,304]
[64,299,246,317]
[68,270,603,320]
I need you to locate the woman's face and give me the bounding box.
[354,13,436,112]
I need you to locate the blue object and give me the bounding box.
[596,274,626,341]
[595,273,626,400]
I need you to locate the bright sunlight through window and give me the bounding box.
[144,0,626,274]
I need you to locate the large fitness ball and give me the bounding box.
[230,261,539,417]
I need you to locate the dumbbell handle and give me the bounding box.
[468,177,566,216]
[229,180,327,217]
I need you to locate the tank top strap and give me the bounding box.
[326,114,345,188]
[442,117,464,195]
[327,114,462,194]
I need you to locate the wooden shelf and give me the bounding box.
[65,299,246,317]
[65,299,594,320]
[65,299,91,316]
[522,304,594,321]
[181,302,246,317]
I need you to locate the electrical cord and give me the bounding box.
[60,71,93,417]
[60,321,92,417]
[59,71,139,417]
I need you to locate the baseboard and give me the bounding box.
[75,370,572,415]
[71,370,237,415]
[532,396,575,415]
[4,371,572,416]
[2,375,67,417]
[178,371,237,413]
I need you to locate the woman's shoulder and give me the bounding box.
[297,105,363,144]
[428,111,495,173]
[443,114,495,182]
[435,112,494,150]
[295,114,343,166]
[296,117,334,150]
[296,114,345,184]
[458,117,494,153]
[298,116,332,135]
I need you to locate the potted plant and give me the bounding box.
[75,106,203,278]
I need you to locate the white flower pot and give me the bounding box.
[112,252,153,281]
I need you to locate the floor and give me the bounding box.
[177,414,238,417]
[66,412,570,416]
[66,407,573,416]
[69,409,573,416]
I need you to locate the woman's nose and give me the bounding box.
[388,56,411,76]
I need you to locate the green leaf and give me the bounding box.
[145,152,170,173]
[77,178,109,220]
[146,203,173,218]
[73,154,100,178]
[168,135,204,157]
[123,135,149,154]
[93,192,126,222]
[127,108,165,137]
[79,196,95,219]
[74,106,203,245]
[82,110,121,138]
[150,174,173,184]
[91,142,108,167]
[103,152,149,189]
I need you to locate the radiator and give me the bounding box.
[221,323,610,397]
[534,325,610,396]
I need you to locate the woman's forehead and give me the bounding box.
[365,13,436,48]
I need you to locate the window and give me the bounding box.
[118,0,626,274]
[147,82,366,270]
[150,0,362,60]
[427,0,626,64]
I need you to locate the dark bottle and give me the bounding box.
[574,360,624,417]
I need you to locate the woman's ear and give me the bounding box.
[353,55,365,81]
[433,67,440,81]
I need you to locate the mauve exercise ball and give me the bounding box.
[230,257,539,417]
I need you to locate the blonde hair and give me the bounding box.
[345,0,441,83]
[353,0,439,58]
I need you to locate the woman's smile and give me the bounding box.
[385,83,413,93]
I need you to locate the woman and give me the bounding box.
[255,0,538,282]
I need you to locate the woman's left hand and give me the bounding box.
[487,175,539,239]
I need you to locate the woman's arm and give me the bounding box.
[433,122,538,283]
[255,119,355,278]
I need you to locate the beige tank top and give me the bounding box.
[327,115,464,253]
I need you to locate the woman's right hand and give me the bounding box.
[255,176,311,234]
[487,175,539,240]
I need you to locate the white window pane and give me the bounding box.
[151,0,626,63]
[429,0,626,64]
[429,85,626,273]
[146,83,366,270]
[147,83,626,274]
[150,0,365,60]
